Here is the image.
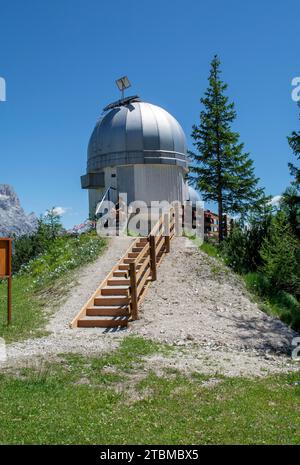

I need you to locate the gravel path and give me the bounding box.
[1,236,299,377]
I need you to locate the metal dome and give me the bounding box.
[87,100,188,173]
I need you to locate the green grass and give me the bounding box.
[200,241,220,259]
[244,272,300,330]
[0,335,299,445]
[0,232,107,343]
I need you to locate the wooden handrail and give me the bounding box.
[136,255,151,281]
[70,207,176,328]
[129,262,138,320]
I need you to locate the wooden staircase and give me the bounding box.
[70,210,175,329]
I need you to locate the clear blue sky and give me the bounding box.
[0,0,299,227]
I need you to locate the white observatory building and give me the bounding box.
[81,80,189,217]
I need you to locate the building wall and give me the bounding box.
[88,187,105,218]
[89,164,187,216]
[133,165,186,205]
[116,165,135,204]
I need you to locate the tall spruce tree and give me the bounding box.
[190,55,264,242]
[288,102,300,186]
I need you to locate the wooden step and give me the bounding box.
[101,286,129,296]
[124,258,135,264]
[94,295,130,306]
[78,316,128,328]
[119,264,130,270]
[138,238,148,243]
[128,252,139,258]
[86,306,129,317]
[107,278,130,286]
[132,247,144,253]
[119,263,141,271]
[113,270,128,277]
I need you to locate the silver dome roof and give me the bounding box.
[87,100,188,172]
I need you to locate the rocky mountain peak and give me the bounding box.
[0,184,38,237]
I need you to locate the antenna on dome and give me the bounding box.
[115,76,131,100]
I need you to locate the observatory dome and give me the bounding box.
[87,100,188,172]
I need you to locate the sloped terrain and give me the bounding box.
[134,237,295,352]
[1,237,298,377]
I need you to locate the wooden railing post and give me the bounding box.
[129,262,138,320]
[149,234,157,281]
[164,213,170,253]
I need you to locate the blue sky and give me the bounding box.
[0,0,299,228]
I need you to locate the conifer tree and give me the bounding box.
[190,55,264,242]
[288,102,300,186]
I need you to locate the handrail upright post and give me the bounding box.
[129,262,138,320]
[149,234,157,281]
[164,213,171,253]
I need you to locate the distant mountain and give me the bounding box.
[0,184,38,237]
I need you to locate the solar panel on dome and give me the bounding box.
[103,95,140,112]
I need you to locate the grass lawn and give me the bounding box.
[0,335,299,445]
[0,233,107,343]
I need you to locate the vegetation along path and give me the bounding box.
[1,237,298,377]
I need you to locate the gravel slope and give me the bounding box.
[133,237,295,353]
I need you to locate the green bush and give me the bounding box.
[200,208,300,331]
[245,272,300,330]
[12,211,64,274]
[221,224,249,273]
[244,272,271,297]
[260,212,300,297]
[270,291,300,329]
[20,232,106,290]
[221,214,272,274]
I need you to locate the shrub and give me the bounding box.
[244,272,271,297]
[12,210,64,274]
[20,232,106,289]
[260,212,300,297]
[220,223,248,273]
[221,212,272,274]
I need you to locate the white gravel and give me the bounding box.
[1,236,299,377]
